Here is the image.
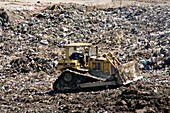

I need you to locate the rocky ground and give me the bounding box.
[0,0,170,113]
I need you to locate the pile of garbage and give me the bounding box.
[1,3,169,73]
[0,2,169,113]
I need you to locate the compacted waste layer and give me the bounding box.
[0,2,169,113]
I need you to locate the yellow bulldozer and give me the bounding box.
[53,43,143,92]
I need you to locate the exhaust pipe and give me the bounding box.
[96,46,99,57]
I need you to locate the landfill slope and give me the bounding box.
[0,1,170,113]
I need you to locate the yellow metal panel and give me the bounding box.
[56,60,80,70]
[90,60,104,71]
[65,47,69,60]
[103,61,110,73]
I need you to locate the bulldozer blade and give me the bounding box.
[117,61,143,85]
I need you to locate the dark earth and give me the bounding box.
[0,0,170,113]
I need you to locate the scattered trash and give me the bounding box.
[0,2,169,113]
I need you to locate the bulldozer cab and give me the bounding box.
[64,43,92,60]
[57,43,94,70]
